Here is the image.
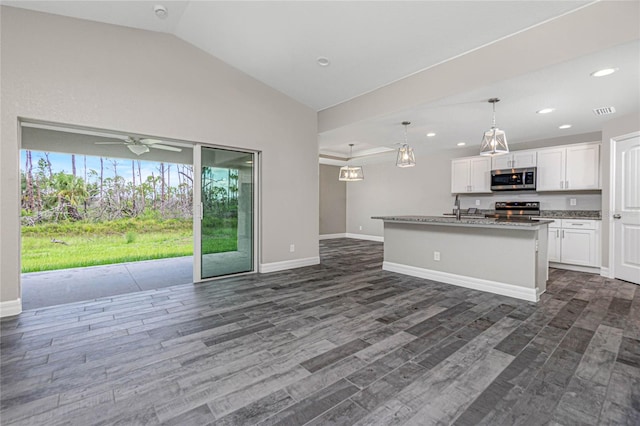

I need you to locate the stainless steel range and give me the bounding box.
[486,201,540,222]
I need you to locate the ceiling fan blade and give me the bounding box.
[149,144,182,152]
[139,138,163,145]
[127,144,150,156]
[95,141,126,145]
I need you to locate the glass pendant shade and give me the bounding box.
[479,98,509,156]
[338,165,364,181]
[396,144,416,167]
[480,127,508,156]
[338,143,364,181]
[396,121,416,167]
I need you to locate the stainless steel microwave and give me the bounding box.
[491,167,536,191]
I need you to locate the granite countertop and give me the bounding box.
[372,215,554,229]
[538,210,601,220]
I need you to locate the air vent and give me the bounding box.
[593,106,616,116]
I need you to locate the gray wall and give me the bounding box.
[0,7,319,306]
[319,164,346,235]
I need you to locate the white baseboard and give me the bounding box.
[319,233,347,240]
[599,267,613,278]
[259,256,320,273]
[0,298,22,318]
[550,262,601,274]
[345,233,384,242]
[383,261,538,302]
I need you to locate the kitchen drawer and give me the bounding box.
[561,219,597,230]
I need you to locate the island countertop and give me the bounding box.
[372,215,554,230]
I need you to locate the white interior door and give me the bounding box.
[613,135,640,284]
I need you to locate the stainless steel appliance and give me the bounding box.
[491,167,536,191]
[486,201,540,222]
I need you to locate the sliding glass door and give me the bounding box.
[194,145,256,281]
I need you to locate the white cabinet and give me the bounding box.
[542,219,600,267]
[547,220,561,262]
[451,156,492,193]
[491,150,537,170]
[537,143,600,191]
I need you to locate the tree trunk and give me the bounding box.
[100,157,104,200]
[160,163,165,216]
[131,160,136,214]
[71,154,76,177]
[137,160,145,213]
[25,150,35,211]
[44,152,53,179]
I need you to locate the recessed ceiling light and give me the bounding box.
[317,57,330,67]
[457,142,466,146]
[536,108,555,114]
[590,68,618,77]
[558,124,572,129]
[154,5,168,19]
[426,132,436,137]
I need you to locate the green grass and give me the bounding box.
[21,218,238,273]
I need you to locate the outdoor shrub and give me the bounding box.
[125,232,137,244]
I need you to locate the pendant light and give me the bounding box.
[396,121,416,168]
[338,143,364,181]
[480,98,509,156]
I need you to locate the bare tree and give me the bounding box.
[44,152,53,179]
[137,160,145,213]
[71,154,76,177]
[159,162,166,215]
[100,157,104,199]
[131,160,136,213]
[25,150,35,211]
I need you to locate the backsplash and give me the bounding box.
[458,192,601,211]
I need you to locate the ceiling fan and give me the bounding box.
[95,136,183,156]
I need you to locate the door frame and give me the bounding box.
[607,131,640,279]
[193,143,260,282]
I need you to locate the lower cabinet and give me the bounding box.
[546,219,600,267]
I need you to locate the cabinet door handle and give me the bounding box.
[613,214,622,219]
[571,223,583,226]
[556,229,559,238]
[565,180,569,189]
[560,181,564,189]
[562,230,565,238]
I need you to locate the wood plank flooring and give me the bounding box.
[1,238,639,425]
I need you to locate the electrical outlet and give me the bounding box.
[359,225,363,231]
[289,244,295,252]
[475,199,481,206]
[434,251,441,261]
[570,198,577,206]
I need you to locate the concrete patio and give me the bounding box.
[21,256,194,310]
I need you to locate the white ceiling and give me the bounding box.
[4,1,639,160]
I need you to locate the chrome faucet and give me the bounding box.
[454,194,461,220]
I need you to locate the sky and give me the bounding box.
[20,150,237,190]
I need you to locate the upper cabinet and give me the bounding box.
[491,150,537,170]
[451,156,492,193]
[537,142,600,191]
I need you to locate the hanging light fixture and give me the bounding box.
[338,143,364,181]
[396,121,416,168]
[480,98,509,156]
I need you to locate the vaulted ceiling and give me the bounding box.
[5,1,639,159]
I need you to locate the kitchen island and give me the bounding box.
[372,216,552,302]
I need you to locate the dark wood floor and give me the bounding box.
[1,239,638,425]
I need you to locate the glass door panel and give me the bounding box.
[194,146,254,280]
